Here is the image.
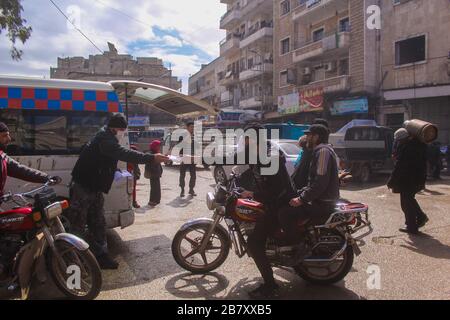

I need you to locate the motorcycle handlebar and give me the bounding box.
[1,180,60,205]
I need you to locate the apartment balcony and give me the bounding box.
[220,35,241,56]
[239,63,273,81]
[240,95,273,109]
[220,6,242,30]
[241,0,272,19]
[292,31,350,63]
[219,72,240,86]
[240,26,273,49]
[293,0,349,24]
[195,86,217,100]
[299,75,351,93]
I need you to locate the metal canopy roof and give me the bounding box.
[108,80,217,118]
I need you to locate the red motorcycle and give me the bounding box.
[172,170,368,285]
[0,181,102,300]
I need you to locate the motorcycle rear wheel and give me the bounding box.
[172,222,230,274]
[294,229,354,285]
[46,241,102,300]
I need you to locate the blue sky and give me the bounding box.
[0,0,226,93]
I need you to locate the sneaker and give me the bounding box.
[97,254,119,270]
[248,283,279,299]
[133,202,140,209]
[180,189,185,198]
[189,189,197,196]
[417,215,429,228]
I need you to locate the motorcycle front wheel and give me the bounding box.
[171,222,230,274]
[46,241,102,300]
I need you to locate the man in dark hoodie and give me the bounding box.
[279,124,340,252]
[69,113,168,269]
[291,118,330,190]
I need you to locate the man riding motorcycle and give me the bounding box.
[240,124,339,299]
[235,124,297,299]
[278,124,340,255]
[0,122,60,196]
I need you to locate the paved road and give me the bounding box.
[7,166,450,300]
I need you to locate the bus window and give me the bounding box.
[0,110,109,156]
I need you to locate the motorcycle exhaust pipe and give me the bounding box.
[302,242,348,263]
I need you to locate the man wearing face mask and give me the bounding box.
[69,113,169,269]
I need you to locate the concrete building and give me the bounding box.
[380,0,450,144]
[218,0,275,112]
[50,43,181,125]
[272,0,380,130]
[188,56,226,109]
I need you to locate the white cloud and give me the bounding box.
[1,0,226,93]
[162,35,183,48]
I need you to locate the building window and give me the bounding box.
[280,38,290,55]
[312,28,324,42]
[339,59,349,75]
[280,0,290,16]
[395,35,426,66]
[280,70,288,87]
[339,17,350,32]
[248,58,254,70]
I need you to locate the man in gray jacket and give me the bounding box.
[278,124,340,247]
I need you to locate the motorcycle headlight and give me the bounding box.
[206,192,217,210]
[44,200,69,220]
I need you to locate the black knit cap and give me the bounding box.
[0,122,9,133]
[108,113,128,129]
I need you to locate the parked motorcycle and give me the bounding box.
[0,181,102,300]
[172,171,368,285]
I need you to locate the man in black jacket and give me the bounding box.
[69,113,168,269]
[387,136,428,234]
[236,125,296,299]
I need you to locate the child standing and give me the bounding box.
[146,140,163,206]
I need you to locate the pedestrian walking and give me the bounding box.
[179,121,197,197]
[68,113,168,269]
[145,140,163,206]
[387,135,429,234]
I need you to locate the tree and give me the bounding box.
[0,0,32,60]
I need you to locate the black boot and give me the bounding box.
[180,188,185,198]
[189,189,197,196]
